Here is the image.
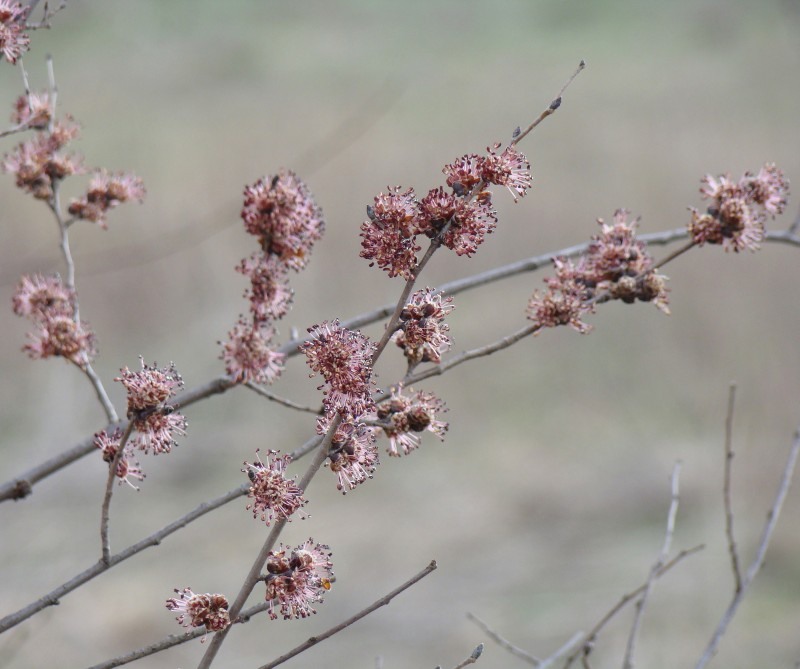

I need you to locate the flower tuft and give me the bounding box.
[166,588,230,640]
[0,0,30,64]
[393,287,454,365]
[68,170,145,228]
[220,320,285,385]
[317,416,379,493]
[243,449,308,524]
[374,386,448,457]
[95,429,145,490]
[264,539,334,620]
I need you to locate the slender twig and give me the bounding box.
[257,560,438,669]
[0,483,249,633]
[99,421,135,563]
[451,643,485,669]
[3,227,799,503]
[562,544,704,668]
[467,612,541,665]
[511,60,585,147]
[244,381,320,414]
[85,601,271,669]
[76,359,119,423]
[694,428,800,669]
[722,383,742,592]
[621,462,681,669]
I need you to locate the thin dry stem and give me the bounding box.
[562,544,704,668]
[244,381,320,414]
[694,428,800,669]
[723,383,742,592]
[99,421,135,564]
[257,560,438,669]
[621,462,681,669]
[451,643,484,669]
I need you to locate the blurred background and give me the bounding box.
[1,1,799,667]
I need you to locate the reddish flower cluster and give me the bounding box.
[374,386,448,457]
[360,143,530,278]
[394,287,454,366]
[0,0,29,64]
[688,163,789,252]
[67,170,145,228]
[527,210,669,332]
[317,416,379,493]
[166,588,230,638]
[301,320,377,417]
[12,273,97,367]
[115,358,186,454]
[243,449,307,525]
[263,539,333,620]
[94,428,145,490]
[2,93,145,223]
[221,171,324,384]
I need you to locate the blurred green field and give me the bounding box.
[1,1,799,668]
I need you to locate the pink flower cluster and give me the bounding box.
[221,171,324,384]
[94,428,145,490]
[317,416,379,493]
[527,210,669,333]
[166,588,230,639]
[393,287,454,366]
[263,539,333,620]
[688,163,789,252]
[360,143,530,278]
[2,93,144,224]
[374,386,448,457]
[243,449,308,525]
[0,0,29,64]
[115,358,187,455]
[12,273,97,367]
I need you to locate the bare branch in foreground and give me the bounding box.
[723,383,742,592]
[694,428,800,669]
[562,544,705,668]
[257,561,438,669]
[622,462,681,669]
[0,484,249,633]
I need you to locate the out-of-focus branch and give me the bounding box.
[722,383,742,592]
[622,462,681,669]
[694,428,800,669]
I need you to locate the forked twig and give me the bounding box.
[694,428,800,669]
[622,462,681,669]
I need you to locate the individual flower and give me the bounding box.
[689,163,789,252]
[443,153,484,195]
[374,386,448,457]
[418,187,497,256]
[23,313,98,366]
[95,429,145,490]
[11,91,52,129]
[166,588,230,639]
[480,143,531,201]
[317,416,379,493]
[241,170,325,271]
[526,257,594,334]
[393,287,454,365]
[263,539,333,620]
[220,320,285,385]
[301,320,376,416]
[0,0,30,64]
[68,170,146,228]
[360,186,423,279]
[243,449,307,525]
[237,253,293,323]
[115,358,186,454]
[12,273,73,319]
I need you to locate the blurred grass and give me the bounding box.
[1,1,799,668]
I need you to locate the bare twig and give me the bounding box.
[511,60,585,147]
[99,422,134,563]
[723,383,742,592]
[0,483,249,633]
[244,381,320,414]
[257,561,438,669]
[694,428,800,669]
[621,462,681,669]
[467,612,541,665]
[562,544,704,668]
[451,643,485,669]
